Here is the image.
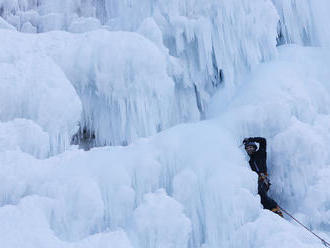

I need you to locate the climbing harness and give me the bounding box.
[279,206,330,247]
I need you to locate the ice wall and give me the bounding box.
[0,0,280,148]
[0,34,82,154]
[1,1,330,248]
[94,0,279,100]
[0,29,179,148]
[208,45,330,245]
[0,0,97,32]
[96,0,279,116]
[272,0,330,46]
[0,119,50,158]
[1,45,330,248]
[41,30,179,146]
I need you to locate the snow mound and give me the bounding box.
[0,119,50,158]
[0,194,133,248]
[0,42,82,154]
[133,189,191,248]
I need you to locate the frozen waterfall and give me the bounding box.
[0,1,330,248]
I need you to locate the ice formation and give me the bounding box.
[0,1,330,248]
[272,0,330,46]
[0,118,50,158]
[0,43,82,154]
[0,0,280,147]
[0,29,177,147]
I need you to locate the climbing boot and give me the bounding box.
[271,206,284,217]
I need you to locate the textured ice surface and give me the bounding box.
[133,189,191,248]
[0,119,50,158]
[0,16,15,30]
[0,46,330,248]
[0,1,280,147]
[0,29,178,147]
[0,46,330,247]
[272,0,330,46]
[0,40,82,154]
[1,1,330,248]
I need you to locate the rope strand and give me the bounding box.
[278,206,330,247]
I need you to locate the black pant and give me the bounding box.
[258,179,278,210]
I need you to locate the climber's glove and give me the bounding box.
[258,173,271,191]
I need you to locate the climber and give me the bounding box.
[243,137,283,217]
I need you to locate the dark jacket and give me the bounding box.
[248,137,267,174]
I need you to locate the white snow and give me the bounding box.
[0,119,50,158]
[0,41,82,154]
[133,189,191,248]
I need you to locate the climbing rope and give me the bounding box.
[278,206,330,247]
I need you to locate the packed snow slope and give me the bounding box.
[1,1,330,248]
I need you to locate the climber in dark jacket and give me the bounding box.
[243,137,283,217]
